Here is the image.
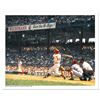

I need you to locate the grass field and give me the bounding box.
[6,79,86,86]
[5,74,95,86]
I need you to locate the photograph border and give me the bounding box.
[0,10,99,90]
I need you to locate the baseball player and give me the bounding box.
[17,59,23,73]
[44,48,66,79]
[69,60,83,80]
[80,58,94,81]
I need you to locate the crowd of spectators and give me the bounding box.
[6,42,95,68]
[6,46,53,67]
[66,42,95,60]
[6,16,94,27]
[6,42,95,77]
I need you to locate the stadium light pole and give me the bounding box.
[18,32,22,58]
[47,29,50,54]
[79,27,83,54]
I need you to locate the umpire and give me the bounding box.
[80,58,94,81]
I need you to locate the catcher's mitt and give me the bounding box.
[65,66,71,71]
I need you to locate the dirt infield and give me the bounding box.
[6,74,95,86]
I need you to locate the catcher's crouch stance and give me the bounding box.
[44,48,66,79]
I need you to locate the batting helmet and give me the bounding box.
[54,48,60,54]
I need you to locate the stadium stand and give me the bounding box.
[6,15,95,76]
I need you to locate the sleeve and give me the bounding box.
[71,65,74,69]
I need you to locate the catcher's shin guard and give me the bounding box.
[61,74,66,79]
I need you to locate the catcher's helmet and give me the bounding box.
[72,60,77,64]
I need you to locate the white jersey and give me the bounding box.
[82,61,93,71]
[18,61,22,67]
[18,61,22,72]
[48,53,61,76]
[71,64,83,73]
[53,53,61,64]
